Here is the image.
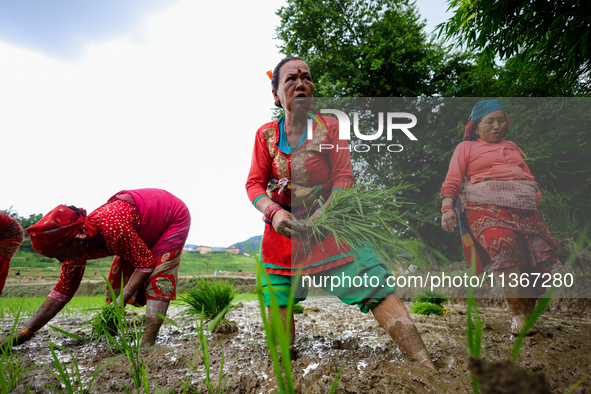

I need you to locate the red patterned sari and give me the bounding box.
[465,202,558,273]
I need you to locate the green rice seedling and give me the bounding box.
[565,374,589,394]
[292,304,305,314]
[51,278,147,391]
[251,247,342,394]
[196,308,228,394]
[410,302,446,316]
[0,310,34,393]
[43,342,84,393]
[539,187,581,240]
[180,276,236,329]
[158,307,230,394]
[412,290,449,307]
[78,302,119,343]
[511,231,589,362]
[255,262,295,393]
[466,252,483,394]
[43,340,131,394]
[303,183,412,268]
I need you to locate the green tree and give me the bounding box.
[442,56,578,97]
[275,0,590,266]
[1,208,42,230]
[437,0,591,95]
[277,0,472,98]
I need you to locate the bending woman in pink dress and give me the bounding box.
[1,188,190,347]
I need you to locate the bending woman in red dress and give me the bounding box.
[1,188,190,347]
[246,57,435,368]
[0,211,24,295]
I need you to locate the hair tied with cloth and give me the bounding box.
[463,99,511,141]
[266,70,273,80]
[26,205,98,254]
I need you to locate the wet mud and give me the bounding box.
[5,298,591,393]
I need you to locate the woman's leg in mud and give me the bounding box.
[141,299,170,347]
[268,306,296,360]
[494,265,537,334]
[371,296,436,369]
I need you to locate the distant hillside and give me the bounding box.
[230,235,262,254]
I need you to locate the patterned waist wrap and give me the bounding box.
[460,180,538,211]
[457,179,558,290]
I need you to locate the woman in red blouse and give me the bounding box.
[246,57,435,368]
[0,211,24,295]
[2,188,190,347]
[441,100,558,334]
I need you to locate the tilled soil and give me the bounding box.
[5,298,591,393]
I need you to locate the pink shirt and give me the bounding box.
[440,139,535,201]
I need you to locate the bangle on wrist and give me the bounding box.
[18,325,35,341]
[123,288,134,299]
[264,202,283,222]
[441,205,454,214]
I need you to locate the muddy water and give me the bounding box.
[6,299,591,393]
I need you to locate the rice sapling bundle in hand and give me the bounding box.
[79,302,121,342]
[302,183,412,268]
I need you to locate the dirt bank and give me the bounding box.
[1,276,257,298]
[4,297,591,393]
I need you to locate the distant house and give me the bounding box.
[183,244,197,252]
[225,246,240,254]
[195,245,212,254]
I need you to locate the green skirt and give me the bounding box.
[259,248,395,313]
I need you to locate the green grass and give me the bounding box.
[5,251,256,282]
[1,310,34,393]
[0,296,109,321]
[177,252,256,276]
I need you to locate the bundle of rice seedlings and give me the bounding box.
[292,304,305,314]
[413,290,449,307]
[303,183,411,267]
[78,303,120,342]
[180,276,236,329]
[411,290,449,316]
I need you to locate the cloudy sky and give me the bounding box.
[0,0,450,247]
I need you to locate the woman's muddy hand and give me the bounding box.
[441,210,458,233]
[272,209,296,238]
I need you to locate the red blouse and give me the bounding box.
[50,200,156,302]
[246,118,354,205]
[245,117,355,275]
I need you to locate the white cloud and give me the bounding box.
[0,0,284,246]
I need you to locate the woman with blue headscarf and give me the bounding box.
[440,99,558,334]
